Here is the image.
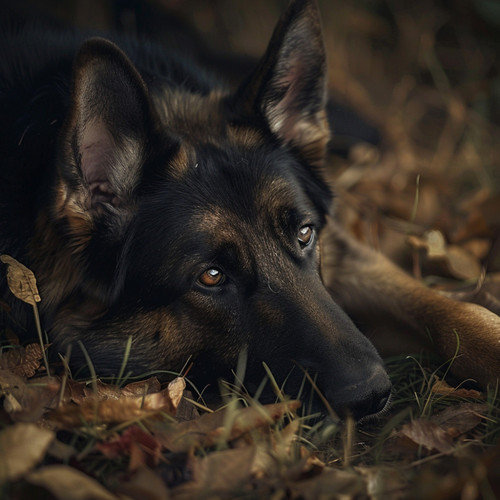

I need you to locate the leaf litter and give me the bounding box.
[2,1,500,498]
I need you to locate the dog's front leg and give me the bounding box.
[320,217,500,389]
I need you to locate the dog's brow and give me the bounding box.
[226,125,263,148]
[167,143,195,180]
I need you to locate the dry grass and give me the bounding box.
[1,0,500,498]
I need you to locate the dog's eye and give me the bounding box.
[298,225,313,247]
[199,268,224,287]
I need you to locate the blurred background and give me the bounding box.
[5,0,500,282]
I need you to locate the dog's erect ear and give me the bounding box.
[232,0,329,165]
[60,38,151,214]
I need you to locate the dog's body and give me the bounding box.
[1,0,499,420]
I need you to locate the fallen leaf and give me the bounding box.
[0,343,45,378]
[0,254,41,306]
[0,423,54,482]
[425,230,447,259]
[122,377,162,397]
[116,466,169,500]
[171,446,256,499]
[66,377,162,405]
[431,403,488,435]
[445,245,481,280]
[167,376,186,409]
[287,467,366,500]
[96,425,162,469]
[0,371,61,421]
[430,379,483,400]
[154,401,301,453]
[357,465,408,500]
[27,465,120,500]
[398,419,454,453]
[48,377,186,427]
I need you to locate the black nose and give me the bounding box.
[326,368,392,421]
[348,385,391,421]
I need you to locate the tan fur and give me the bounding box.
[295,109,330,167]
[28,213,85,312]
[320,215,500,388]
[226,126,264,149]
[151,89,227,144]
[168,143,195,180]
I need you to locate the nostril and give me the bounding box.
[336,381,392,421]
[373,392,390,414]
[363,385,392,418]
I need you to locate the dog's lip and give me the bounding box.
[356,391,393,426]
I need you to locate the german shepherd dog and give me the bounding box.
[1,0,499,420]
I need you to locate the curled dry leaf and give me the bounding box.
[0,371,61,422]
[154,401,301,453]
[431,403,488,435]
[0,343,45,378]
[0,423,54,482]
[398,419,454,454]
[172,446,256,499]
[430,378,483,400]
[408,231,481,279]
[0,254,41,306]
[445,245,481,280]
[396,403,487,455]
[48,377,186,427]
[425,230,447,259]
[167,376,186,409]
[65,377,162,405]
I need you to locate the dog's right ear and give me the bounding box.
[53,38,156,302]
[58,38,152,222]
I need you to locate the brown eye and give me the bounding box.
[298,225,313,246]
[199,268,224,287]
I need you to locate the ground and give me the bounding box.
[1,0,500,498]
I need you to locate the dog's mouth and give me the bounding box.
[356,391,392,426]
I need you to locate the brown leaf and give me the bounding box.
[175,390,199,422]
[398,419,454,453]
[27,465,120,500]
[48,377,185,427]
[96,426,162,469]
[167,376,186,409]
[171,446,255,499]
[445,245,481,280]
[0,371,61,421]
[155,401,301,453]
[0,344,45,378]
[116,466,169,500]
[430,379,483,400]
[122,377,162,397]
[66,377,163,405]
[287,467,366,500]
[357,465,408,500]
[0,254,41,306]
[0,423,54,482]
[431,403,488,435]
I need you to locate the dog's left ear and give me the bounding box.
[232,0,329,166]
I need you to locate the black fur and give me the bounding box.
[0,0,391,420]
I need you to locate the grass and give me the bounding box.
[1,0,500,497]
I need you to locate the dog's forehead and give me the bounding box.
[176,144,307,222]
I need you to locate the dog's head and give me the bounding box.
[39,0,391,420]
